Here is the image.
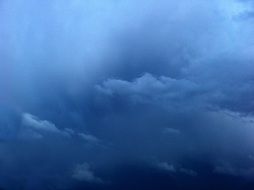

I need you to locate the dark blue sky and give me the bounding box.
[1,0,254,189]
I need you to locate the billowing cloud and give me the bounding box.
[1,0,254,189]
[96,73,202,106]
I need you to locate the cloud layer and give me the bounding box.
[1,0,254,189]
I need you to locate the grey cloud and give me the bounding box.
[214,163,254,179]
[96,73,205,110]
[72,162,102,183]
[94,73,254,170]
[78,133,100,144]
[21,113,71,139]
[21,113,101,144]
[179,168,197,177]
[1,0,254,189]
[1,0,251,109]
[158,162,197,176]
[158,162,176,172]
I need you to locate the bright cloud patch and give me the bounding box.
[21,113,70,139]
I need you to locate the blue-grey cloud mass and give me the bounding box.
[1,0,254,189]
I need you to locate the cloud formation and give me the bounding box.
[72,162,102,183]
[21,113,71,138]
[1,0,254,189]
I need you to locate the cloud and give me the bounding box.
[158,162,197,176]
[21,113,101,144]
[179,168,197,177]
[96,73,199,97]
[1,0,254,189]
[72,162,102,183]
[214,163,254,179]
[22,113,63,134]
[96,73,205,110]
[21,113,71,139]
[94,73,254,176]
[158,162,176,172]
[78,133,99,144]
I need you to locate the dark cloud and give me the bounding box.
[1,0,254,189]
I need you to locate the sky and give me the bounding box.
[1,0,254,189]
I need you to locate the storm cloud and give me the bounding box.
[1,0,254,189]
